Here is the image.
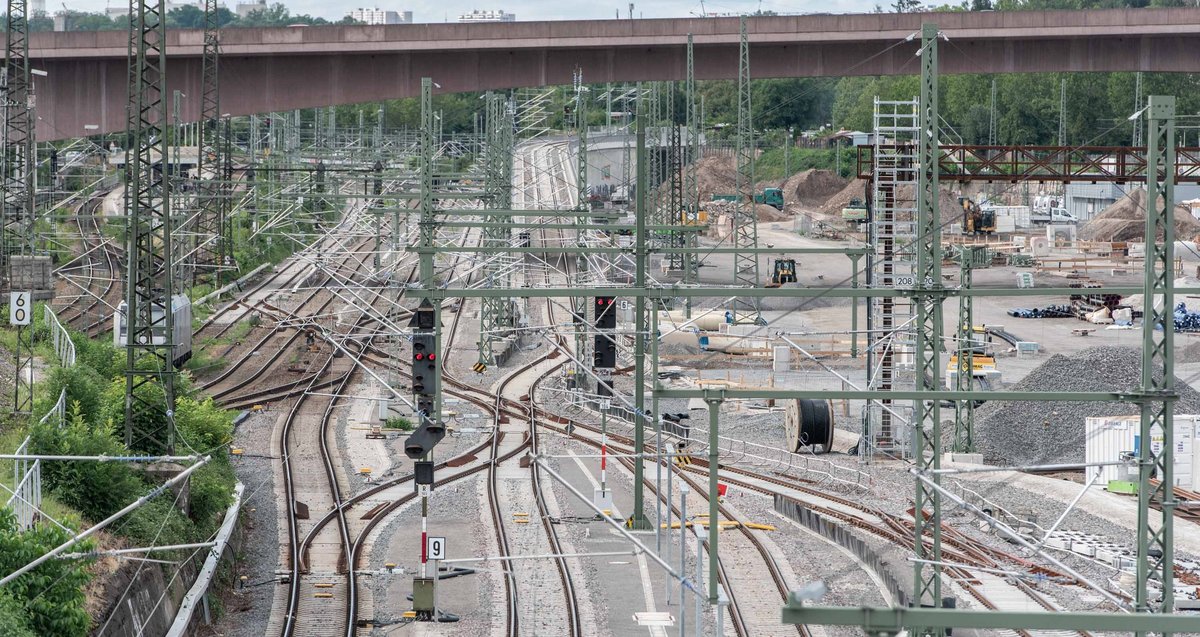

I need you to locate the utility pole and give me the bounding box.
[683,33,699,318]
[1136,94,1176,630]
[4,0,35,416]
[912,22,945,636]
[732,15,760,324]
[1058,77,1067,147]
[194,0,222,283]
[571,70,592,394]
[1132,72,1144,147]
[627,92,652,530]
[124,0,176,453]
[988,76,997,146]
[953,249,981,453]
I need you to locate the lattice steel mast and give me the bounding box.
[571,71,592,392]
[123,0,176,453]
[4,0,35,415]
[732,15,760,323]
[478,92,514,370]
[194,0,224,281]
[912,22,945,629]
[683,33,699,316]
[1136,94,1176,626]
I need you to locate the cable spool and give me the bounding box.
[784,399,835,454]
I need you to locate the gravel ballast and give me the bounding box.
[975,345,1200,466]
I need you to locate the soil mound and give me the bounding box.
[1079,188,1200,242]
[783,169,848,208]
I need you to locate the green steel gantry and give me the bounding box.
[124,0,176,453]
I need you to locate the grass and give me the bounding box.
[752,146,856,182]
[383,417,413,431]
[0,423,83,529]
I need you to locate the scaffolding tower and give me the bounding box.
[866,98,918,457]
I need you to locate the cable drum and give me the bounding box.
[784,399,835,454]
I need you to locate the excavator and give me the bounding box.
[960,197,996,235]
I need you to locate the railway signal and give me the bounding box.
[595,296,616,329]
[405,300,444,459]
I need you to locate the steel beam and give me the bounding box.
[780,606,1199,633]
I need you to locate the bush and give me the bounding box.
[187,460,235,536]
[70,331,121,380]
[118,497,195,549]
[0,591,36,637]
[0,509,91,637]
[36,365,107,423]
[383,417,413,431]
[30,404,148,523]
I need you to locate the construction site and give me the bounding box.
[0,5,1198,637]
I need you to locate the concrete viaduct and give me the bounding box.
[27,8,1200,140]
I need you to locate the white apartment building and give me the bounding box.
[349,7,413,24]
[458,9,514,22]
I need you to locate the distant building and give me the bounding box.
[457,9,514,22]
[349,7,412,24]
[235,0,266,17]
[106,0,196,18]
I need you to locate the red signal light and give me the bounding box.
[415,353,425,360]
[428,353,436,361]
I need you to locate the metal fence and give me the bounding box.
[45,306,75,367]
[6,389,67,530]
[6,307,75,530]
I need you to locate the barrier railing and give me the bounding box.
[45,306,75,368]
[6,389,67,530]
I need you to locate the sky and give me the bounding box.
[55,0,879,24]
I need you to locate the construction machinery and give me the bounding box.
[841,197,868,223]
[960,197,996,235]
[766,258,797,287]
[712,186,784,210]
[754,187,785,210]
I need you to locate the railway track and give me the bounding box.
[54,194,123,337]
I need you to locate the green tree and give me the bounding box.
[0,509,91,637]
[30,403,147,522]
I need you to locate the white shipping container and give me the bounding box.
[1085,415,1196,489]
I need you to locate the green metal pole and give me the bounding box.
[953,256,975,453]
[706,397,720,604]
[912,22,945,635]
[629,88,652,530]
[1137,94,1176,632]
[851,253,860,358]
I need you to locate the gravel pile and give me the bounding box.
[975,345,1200,466]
